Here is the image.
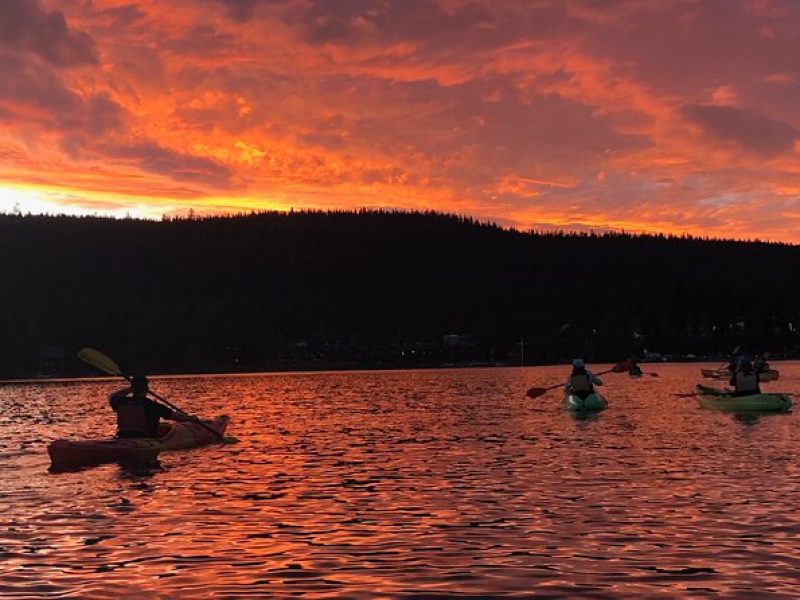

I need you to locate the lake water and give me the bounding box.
[2,363,800,598]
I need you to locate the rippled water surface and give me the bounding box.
[2,363,800,598]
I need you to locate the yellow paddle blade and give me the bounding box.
[77,347,123,376]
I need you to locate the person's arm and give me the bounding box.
[172,411,200,423]
[588,370,603,386]
[150,400,198,423]
[564,375,571,392]
[729,373,736,387]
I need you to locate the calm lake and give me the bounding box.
[2,363,800,598]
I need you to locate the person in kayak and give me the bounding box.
[109,375,198,438]
[628,358,643,377]
[729,356,760,396]
[754,353,770,375]
[564,358,603,399]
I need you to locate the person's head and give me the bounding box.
[737,355,752,370]
[571,358,585,370]
[131,375,149,394]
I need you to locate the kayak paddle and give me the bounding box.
[526,360,632,399]
[77,347,237,443]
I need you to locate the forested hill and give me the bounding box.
[2,210,799,378]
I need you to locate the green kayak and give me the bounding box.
[563,393,608,412]
[696,384,792,412]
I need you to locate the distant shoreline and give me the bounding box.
[3,358,792,385]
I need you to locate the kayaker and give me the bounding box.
[754,353,770,375]
[109,375,198,438]
[628,358,643,377]
[729,356,760,397]
[564,358,603,399]
[725,355,738,374]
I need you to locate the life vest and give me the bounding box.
[569,373,593,393]
[735,371,759,395]
[115,399,150,437]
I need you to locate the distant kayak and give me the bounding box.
[48,415,230,469]
[700,368,779,382]
[563,393,608,412]
[695,385,791,412]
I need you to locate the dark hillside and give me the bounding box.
[2,210,799,378]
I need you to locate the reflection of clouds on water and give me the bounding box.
[1,362,799,596]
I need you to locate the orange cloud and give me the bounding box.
[0,0,798,241]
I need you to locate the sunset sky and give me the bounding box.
[2,0,800,241]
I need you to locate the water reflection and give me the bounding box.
[1,363,799,597]
[48,457,164,476]
[732,412,763,426]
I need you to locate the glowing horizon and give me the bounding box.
[2,0,800,242]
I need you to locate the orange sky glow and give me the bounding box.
[2,0,800,241]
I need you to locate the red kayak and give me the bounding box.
[48,415,230,469]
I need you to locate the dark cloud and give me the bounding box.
[84,93,126,135]
[582,1,800,99]
[102,142,234,186]
[0,53,81,117]
[284,0,529,50]
[97,4,146,28]
[0,0,97,67]
[209,0,279,22]
[682,104,798,158]
[58,134,88,160]
[0,54,124,134]
[161,24,237,55]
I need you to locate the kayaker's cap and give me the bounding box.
[132,375,149,392]
[572,358,585,368]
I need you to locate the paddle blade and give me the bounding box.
[77,347,123,376]
[526,387,547,399]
